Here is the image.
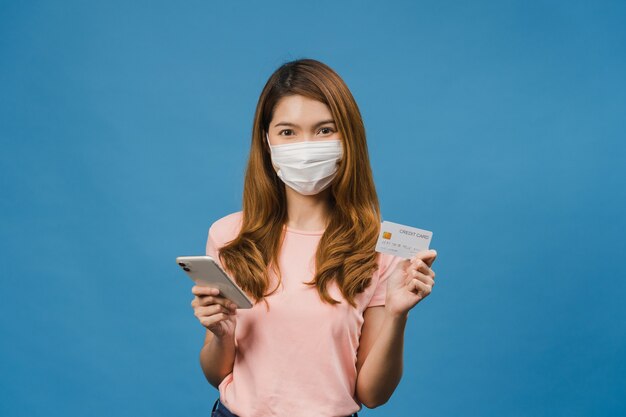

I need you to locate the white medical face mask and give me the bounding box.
[266,133,343,195]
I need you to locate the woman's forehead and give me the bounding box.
[271,95,333,126]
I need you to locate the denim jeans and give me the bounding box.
[211,398,359,417]
[211,398,239,417]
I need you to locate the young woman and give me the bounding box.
[190,58,438,417]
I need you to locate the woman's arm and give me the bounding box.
[199,329,236,389]
[191,285,238,389]
[355,306,408,408]
[198,228,238,388]
[356,249,437,408]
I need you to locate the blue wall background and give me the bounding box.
[1,1,624,416]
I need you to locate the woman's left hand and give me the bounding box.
[385,249,438,317]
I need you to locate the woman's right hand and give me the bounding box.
[191,285,238,340]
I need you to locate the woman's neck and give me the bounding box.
[284,186,331,231]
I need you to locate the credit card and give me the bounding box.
[375,220,433,259]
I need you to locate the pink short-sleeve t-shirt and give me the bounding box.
[205,211,403,417]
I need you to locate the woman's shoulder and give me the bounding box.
[208,211,243,245]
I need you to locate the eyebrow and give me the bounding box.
[273,119,336,128]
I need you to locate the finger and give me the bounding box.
[412,249,437,263]
[409,269,435,287]
[412,249,437,267]
[195,304,234,318]
[409,278,432,297]
[409,258,434,277]
[202,304,234,317]
[199,312,232,329]
[192,285,220,296]
[197,295,237,310]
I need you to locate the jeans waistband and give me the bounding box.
[211,398,359,417]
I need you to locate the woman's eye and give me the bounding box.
[319,127,334,135]
[278,129,294,136]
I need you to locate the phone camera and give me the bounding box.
[183,267,190,272]
[178,262,186,267]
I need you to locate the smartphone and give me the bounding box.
[176,256,253,309]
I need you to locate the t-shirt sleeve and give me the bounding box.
[203,212,243,270]
[205,223,223,268]
[368,254,404,307]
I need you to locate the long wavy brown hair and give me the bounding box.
[218,58,381,308]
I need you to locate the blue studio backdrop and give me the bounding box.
[1,1,625,416]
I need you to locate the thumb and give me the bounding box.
[413,249,437,267]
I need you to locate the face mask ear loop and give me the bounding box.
[265,132,273,153]
[266,132,279,177]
